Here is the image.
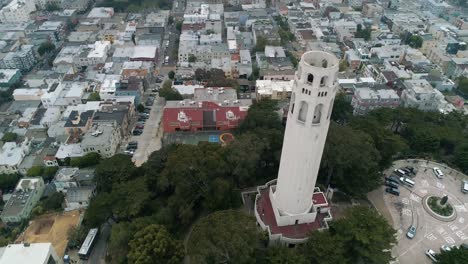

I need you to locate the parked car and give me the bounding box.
[399,177,415,188]
[462,180,468,194]
[386,175,400,184]
[425,249,437,262]
[124,150,135,156]
[128,141,138,146]
[385,187,400,196]
[441,244,455,252]
[132,129,143,136]
[385,180,399,189]
[394,169,406,177]
[404,166,416,175]
[406,226,416,239]
[433,167,444,179]
[135,124,144,129]
[126,145,137,150]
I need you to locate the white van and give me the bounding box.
[462,180,468,194]
[394,169,406,176]
[164,56,169,64]
[400,177,415,187]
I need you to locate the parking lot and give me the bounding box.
[369,159,468,264]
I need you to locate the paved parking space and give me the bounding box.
[132,96,164,166]
[370,160,468,264]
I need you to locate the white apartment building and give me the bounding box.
[238,50,253,78]
[256,80,293,100]
[0,45,36,71]
[0,139,31,174]
[351,87,400,115]
[0,178,45,223]
[0,243,60,264]
[0,0,36,23]
[401,79,451,112]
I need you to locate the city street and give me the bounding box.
[131,96,164,167]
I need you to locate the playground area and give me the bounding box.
[16,210,82,257]
[163,131,234,146]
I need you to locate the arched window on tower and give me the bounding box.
[307,74,314,84]
[327,99,334,120]
[320,76,327,87]
[312,104,323,124]
[290,93,296,114]
[322,59,328,68]
[298,101,308,122]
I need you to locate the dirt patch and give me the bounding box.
[32,218,55,235]
[16,210,82,258]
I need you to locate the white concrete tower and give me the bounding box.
[270,50,339,226]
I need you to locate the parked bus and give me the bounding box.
[78,228,99,260]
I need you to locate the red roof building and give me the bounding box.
[163,88,251,133]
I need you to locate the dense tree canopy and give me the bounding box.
[299,206,396,264]
[436,246,468,263]
[88,92,101,101]
[128,224,184,264]
[38,42,55,56]
[159,80,183,100]
[321,124,381,196]
[70,152,101,168]
[1,132,17,142]
[187,210,261,264]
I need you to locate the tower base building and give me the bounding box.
[254,50,339,245]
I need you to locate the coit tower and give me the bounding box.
[269,50,339,226]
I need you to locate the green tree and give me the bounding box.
[457,76,468,94]
[187,210,260,264]
[94,154,138,192]
[111,177,151,220]
[299,231,348,264]
[38,41,55,56]
[321,124,381,196]
[330,93,353,124]
[264,246,307,264]
[455,142,468,173]
[42,166,58,181]
[408,35,423,48]
[188,54,196,63]
[286,51,298,68]
[159,80,183,100]
[45,3,60,11]
[0,173,20,191]
[70,152,101,168]
[83,192,113,228]
[1,132,17,142]
[355,24,371,41]
[128,224,184,264]
[331,205,396,264]
[255,36,268,52]
[168,70,175,79]
[27,166,44,177]
[88,92,101,101]
[175,21,182,32]
[436,246,468,263]
[137,103,145,112]
[339,60,348,72]
[67,226,88,248]
[351,117,408,168]
[40,192,64,211]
